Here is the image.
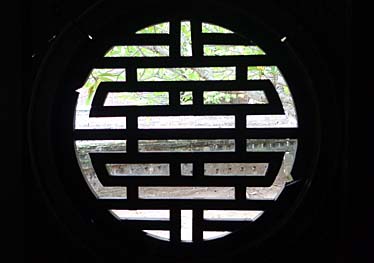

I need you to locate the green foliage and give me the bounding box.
[203,91,237,104]
[283,86,290,95]
[181,21,192,56]
[117,92,169,105]
[136,22,169,34]
[78,23,290,108]
[180,91,193,105]
[105,45,167,57]
[82,69,125,105]
[202,22,233,33]
[204,45,265,56]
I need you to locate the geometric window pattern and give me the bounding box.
[74,21,298,242]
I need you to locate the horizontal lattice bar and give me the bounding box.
[200,33,252,45]
[116,220,171,229]
[91,80,283,116]
[90,152,283,187]
[99,199,274,210]
[74,128,298,140]
[93,79,275,92]
[89,152,284,163]
[93,176,279,187]
[94,56,274,68]
[89,104,283,117]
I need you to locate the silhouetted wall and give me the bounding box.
[23,1,352,262]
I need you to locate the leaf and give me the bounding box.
[85,81,99,105]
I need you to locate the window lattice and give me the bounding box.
[74,21,298,242]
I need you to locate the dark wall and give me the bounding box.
[22,1,353,262]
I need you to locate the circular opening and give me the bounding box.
[29,1,323,261]
[73,21,299,242]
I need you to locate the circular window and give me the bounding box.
[74,20,299,242]
[29,1,321,261]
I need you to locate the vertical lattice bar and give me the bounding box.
[191,20,203,57]
[125,58,139,154]
[235,65,248,154]
[193,89,203,107]
[170,209,181,242]
[194,161,204,179]
[170,20,181,58]
[235,186,247,201]
[126,116,138,154]
[127,65,137,83]
[170,162,181,177]
[127,186,138,200]
[236,64,247,81]
[169,90,180,107]
[125,94,139,202]
[235,113,247,153]
[193,209,203,242]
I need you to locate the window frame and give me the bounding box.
[28,0,340,262]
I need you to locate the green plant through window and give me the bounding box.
[78,22,286,108]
